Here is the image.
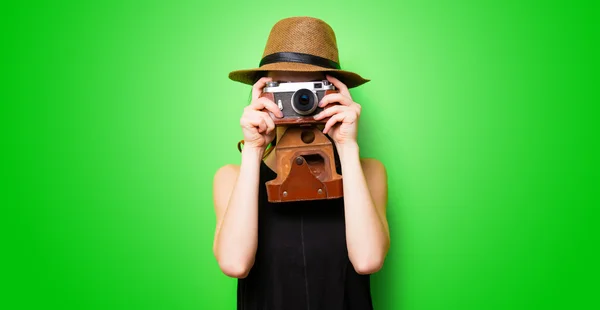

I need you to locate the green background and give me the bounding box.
[3,0,597,309]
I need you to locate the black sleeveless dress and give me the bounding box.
[237,161,373,310]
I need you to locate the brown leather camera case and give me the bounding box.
[266,126,343,203]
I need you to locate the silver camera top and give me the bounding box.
[264,80,335,93]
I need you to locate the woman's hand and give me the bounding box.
[240,77,283,149]
[313,75,361,146]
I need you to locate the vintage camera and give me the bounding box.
[260,80,339,125]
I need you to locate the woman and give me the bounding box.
[213,17,389,310]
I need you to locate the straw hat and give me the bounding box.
[228,16,370,89]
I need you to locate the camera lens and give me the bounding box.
[300,94,310,105]
[292,89,318,115]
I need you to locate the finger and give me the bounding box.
[245,112,267,133]
[251,77,274,100]
[326,75,351,98]
[323,114,345,134]
[240,116,259,135]
[319,93,353,108]
[260,112,276,134]
[256,116,267,133]
[313,105,346,120]
[250,97,283,118]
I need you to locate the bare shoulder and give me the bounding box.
[360,158,388,207]
[213,164,240,183]
[360,158,387,176]
[213,164,240,213]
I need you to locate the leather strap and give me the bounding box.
[259,52,340,69]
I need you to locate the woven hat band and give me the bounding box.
[259,52,341,70]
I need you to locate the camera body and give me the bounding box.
[260,80,339,125]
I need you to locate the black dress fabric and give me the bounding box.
[237,161,373,310]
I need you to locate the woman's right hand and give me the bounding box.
[240,77,283,149]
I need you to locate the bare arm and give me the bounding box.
[212,77,282,278]
[213,147,264,278]
[338,143,389,274]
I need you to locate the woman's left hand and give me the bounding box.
[313,75,361,146]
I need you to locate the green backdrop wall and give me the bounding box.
[4,1,596,309]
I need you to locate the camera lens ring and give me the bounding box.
[291,89,319,116]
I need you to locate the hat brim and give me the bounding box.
[228,62,370,89]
